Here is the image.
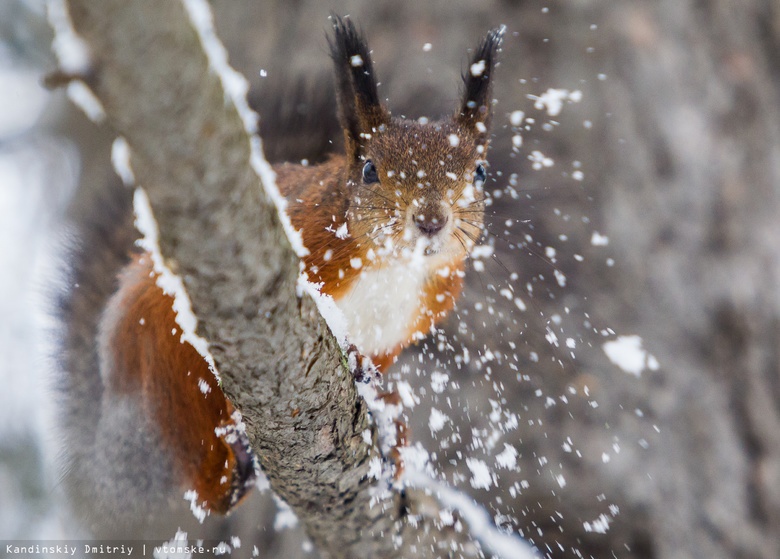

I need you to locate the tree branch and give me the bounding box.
[62,1,524,557]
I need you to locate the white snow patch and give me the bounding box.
[47,0,106,122]
[396,443,434,483]
[545,326,559,347]
[509,110,525,127]
[65,82,105,123]
[197,378,210,395]
[335,222,349,239]
[529,150,554,171]
[647,354,660,371]
[590,231,609,246]
[528,88,582,117]
[0,66,49,138]
[471,244,493,259]
[602,335,658,377]
[583,513,612,534]
[430,371,449,393]
[428,408,449,433]
[439,508,455,526]
[466,458,494,490]
[396,380,419,408]
[182,0,308,257]
[111,137,135,186]
[296,276,350,349]
[403,470,539,559]
[354,381,404,483]
[470,59,486,77]
[273,494,299,531]
[495,444,518,470]
[133,189,221,380]
[448,134,460,147]
[47,0,90,73]
[154,530,192,559]
[183,490,208,523]
[367,455,383,480]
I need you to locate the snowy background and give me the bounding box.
[0,0,78,540]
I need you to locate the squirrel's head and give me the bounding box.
[329,16,503,264]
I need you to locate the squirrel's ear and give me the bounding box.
[456,27,504,144]
[329,15,389,160]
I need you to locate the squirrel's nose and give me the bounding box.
[414,213,448,237]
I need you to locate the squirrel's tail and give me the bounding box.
[52,176,143,533]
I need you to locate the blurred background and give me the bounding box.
[2,0,779,557]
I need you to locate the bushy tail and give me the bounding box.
[52,175,138,530]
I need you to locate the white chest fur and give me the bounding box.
[334,260,432,356]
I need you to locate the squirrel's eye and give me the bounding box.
[475,163,487,183]
[362,160,379,184]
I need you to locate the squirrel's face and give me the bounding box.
[329,17,502,267]
[345,118,486,263]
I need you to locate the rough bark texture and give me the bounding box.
[64,2,483,558]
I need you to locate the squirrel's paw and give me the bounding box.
[375,390,408,481]
[346,344,381,384]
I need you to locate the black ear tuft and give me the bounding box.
[328,15,381,110]
[328,14,387,158]
[457,26,504,138]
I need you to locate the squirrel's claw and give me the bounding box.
[347,344,380,384]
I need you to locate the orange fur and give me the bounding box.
[270,20,502,372]
[275,155,367,300]
[100,255,254,513]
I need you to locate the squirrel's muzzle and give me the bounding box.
[413,205,449,238]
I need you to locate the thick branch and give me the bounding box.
[64,1,485,557]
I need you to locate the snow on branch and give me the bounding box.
[404,470,539,559]
[181,0,308,259]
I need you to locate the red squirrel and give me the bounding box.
[57,16,500,529]
[276,17,502,372]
